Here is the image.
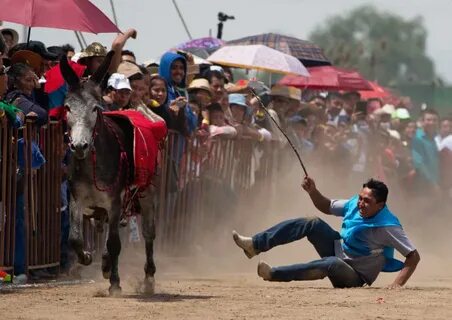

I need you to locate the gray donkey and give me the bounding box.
[60,51,156,295]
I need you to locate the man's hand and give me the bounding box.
[386,283,403,290]
[302,176,317,194]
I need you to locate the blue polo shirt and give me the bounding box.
[411,128,439,185]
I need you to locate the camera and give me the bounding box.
[218,12,235,22]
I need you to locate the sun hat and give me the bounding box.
[187,78,212,96]
[270,85,301,101]
[228,94,248,108]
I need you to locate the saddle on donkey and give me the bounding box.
[104,110,167,191]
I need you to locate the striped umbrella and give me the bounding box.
[227,33,330,67]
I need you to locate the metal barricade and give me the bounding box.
[0,115,18,272]
[24,120,62,272]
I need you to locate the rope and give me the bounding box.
[249,88,309,177]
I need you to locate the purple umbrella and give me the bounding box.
[176,37,225,51]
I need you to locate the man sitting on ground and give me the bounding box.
[233,177,420,288]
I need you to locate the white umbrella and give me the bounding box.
[207,44,309,76]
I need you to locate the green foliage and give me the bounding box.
[309,5,436,86]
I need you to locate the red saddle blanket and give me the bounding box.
[104,110,167,190]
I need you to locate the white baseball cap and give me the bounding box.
[107,73,132,91]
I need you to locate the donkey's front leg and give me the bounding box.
[141,196,156,294]
[68,198,92,266]
[106,198,122,295]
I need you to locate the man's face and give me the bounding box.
[112,89,131,108]
[326,96,343,115]
[121,54,136,63]
[358,187,384,218]
[170,59,185,85]
[404,121,417,140]
[422,113,439,136]
[88,56,105,74]
[210,76,225,102]
[18,69,38,96]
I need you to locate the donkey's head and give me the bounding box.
[60,51,114,159]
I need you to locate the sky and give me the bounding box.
[2,0,452,82]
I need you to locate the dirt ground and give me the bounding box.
[2,168,451,319]
[1,266,452,320]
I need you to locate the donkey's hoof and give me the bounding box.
[109,284,122,296]
[101,255,111,279]
[80,251,92,266]
[143,276,155,295]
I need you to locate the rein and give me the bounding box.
[90,111,135,217]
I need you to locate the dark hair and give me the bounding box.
[363,178,388,203]
[7,63,32,89]
[0,34,6,54]
[421,108,438,119]
[138,65,149,75]
[121,50,136,59]
[1,30,14,38]
[204,70,225,84]
[129,73,144,82]
[207,102,223,113]
[47,46,65,60]
[61,44,75,54]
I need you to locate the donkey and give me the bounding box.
[60,51,156,295]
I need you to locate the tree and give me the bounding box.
[309,5,436,86]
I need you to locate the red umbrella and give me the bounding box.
[358,81,392,99]
[0,0,120,34]
[278,66,372,91]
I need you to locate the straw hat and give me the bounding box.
[117,61,142,79]
[0,28,19,45]
[187,78,212,96]
[270,85,301,101]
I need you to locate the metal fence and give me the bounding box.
[0,117,63,273]
[0,119,280,273]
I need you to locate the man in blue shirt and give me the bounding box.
[232,177,420,288]
[411,108,440,194]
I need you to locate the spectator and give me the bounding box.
[0,34,7,99]
[103,73,132,111]
[435,117,451,149]
[411,108,440,195]
[148,74,186,133]
[5,62,48,125]
[205,68,226,104]
[0,28,19,56]
[78,42,107,77]
[159,51,197,134]
[61,44,75,59]
[121,49,136,63]
[207,103,237,138]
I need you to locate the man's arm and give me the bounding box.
[388,250,420,288]
[302,176,331,215]
[109,29,137,74]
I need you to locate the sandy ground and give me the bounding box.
[1,269,452,320]
[2,167,451,319]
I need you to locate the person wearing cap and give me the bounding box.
[78,42,107,77]
[287,115,314,155]
[391,108,411,132]
[374,104,396,131]
[229,93,271,142]
[188,78,212,110]
[103,73,132,111]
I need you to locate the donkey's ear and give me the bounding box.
[90,50,115,86]
[60,56,80,90]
